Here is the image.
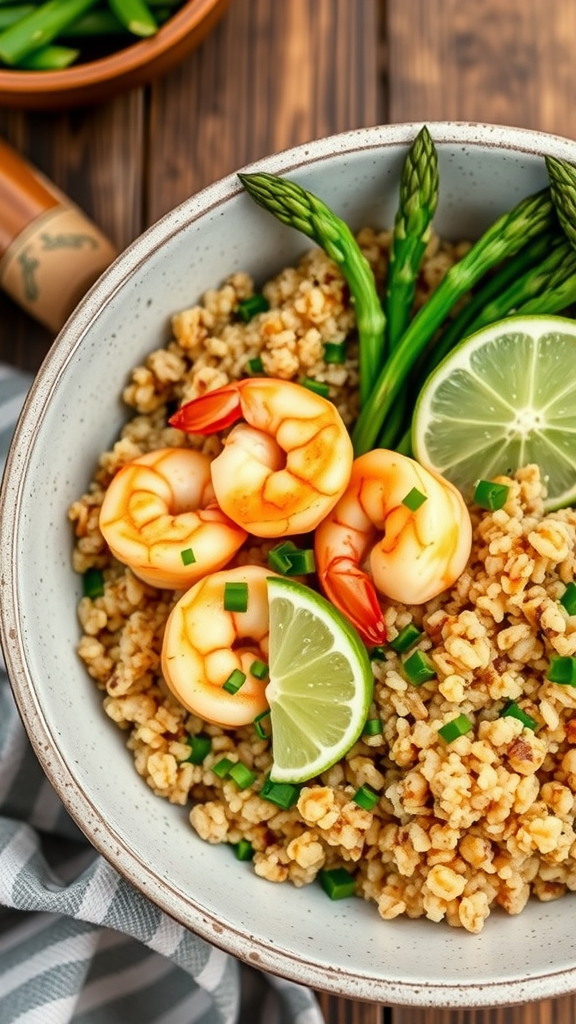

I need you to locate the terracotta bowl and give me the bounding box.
[0,0,228,109]
[3,122,576,1007]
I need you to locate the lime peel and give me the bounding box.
[265,576,373,784]
[412,314,576,511]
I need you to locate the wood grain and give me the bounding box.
[385,0,576,138]
[146,0,380,223]
[2,3,576,1023]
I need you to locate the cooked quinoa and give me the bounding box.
[69,227,576,935]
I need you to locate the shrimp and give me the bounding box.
[169,378,354,537]
[314,449,472,645]
[161,564,274,727]
[99,447,247,589]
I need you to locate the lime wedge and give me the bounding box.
[265,576,373,784]
[412,314,576,511]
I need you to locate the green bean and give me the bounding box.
[0,0,97,65]
[107,0,157,37]
[0,4,34,28]
[19,40,78,65]
[239,171,386,408]
[351,188,557,456]
[62,7,126,34]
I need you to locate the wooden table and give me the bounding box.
[2,1,576,1021]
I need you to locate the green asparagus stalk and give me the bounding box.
[465,236,576,333]
[0,0,97,63]
[238,171,385,408]
[385,125,439,352]
[388,234,576,455]
[351,187,557,456]
[426,230,562,373]
[546,156,576,251]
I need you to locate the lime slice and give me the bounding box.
[265,576,373,784]
[412,314,576,511]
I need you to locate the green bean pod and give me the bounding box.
[107,0,157,37]
[0,0,97,65]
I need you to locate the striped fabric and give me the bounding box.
[0,366,324,1024]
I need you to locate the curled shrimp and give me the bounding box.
[169,378,354,537]
[99,447,247,589]
[314,449,472,645]
[161,564,274,727]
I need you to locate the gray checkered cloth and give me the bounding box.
[0,365,323,1024]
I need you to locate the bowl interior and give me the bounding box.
[4,122,576,1006]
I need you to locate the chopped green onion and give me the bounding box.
[438,714,473,743]
[300,376,330,398]
[234,838,254,861]
[403,649,437,686]
[260,774,300,809]
[352,784,379,810]
[267,541,315,576]
[228,761,256,789]
[319,867,356,900]
[369,644,387,661]
[246,355,264,375]
[547,655,576,686]
[253,709,271,739]
[180,546,196,566]
[82,567,105,599]
[388,622,422,653]
[250,659,269,680]
[283,548,316,575]
[323,341,347,364]
[473,480,509,511]
[267,540,299,573]
[560,582,576,616]
[222,669,247,694]
[236,294,269,321]
[184,733,212,764]
[223,581,248,613]
[212,757,234,779]
[363,717,383,736]
[500,701,538,731]
[402,487,427,512]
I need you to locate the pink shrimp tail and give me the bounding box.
[319,559,386,647]
[169,381,246,434]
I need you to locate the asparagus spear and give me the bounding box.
[238,171,385,408]
[385,125,439,352]
[546,155,576,250]
[351,187,557,456]
[466,236,576,331]
[426,230,561,373]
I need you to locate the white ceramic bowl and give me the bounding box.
[3,122,576,1009]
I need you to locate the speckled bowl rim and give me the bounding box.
[5,122,576,1008]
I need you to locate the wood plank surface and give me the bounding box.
[2,2,576,1023]
[146,0,380,221]
[385,0,576,137]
